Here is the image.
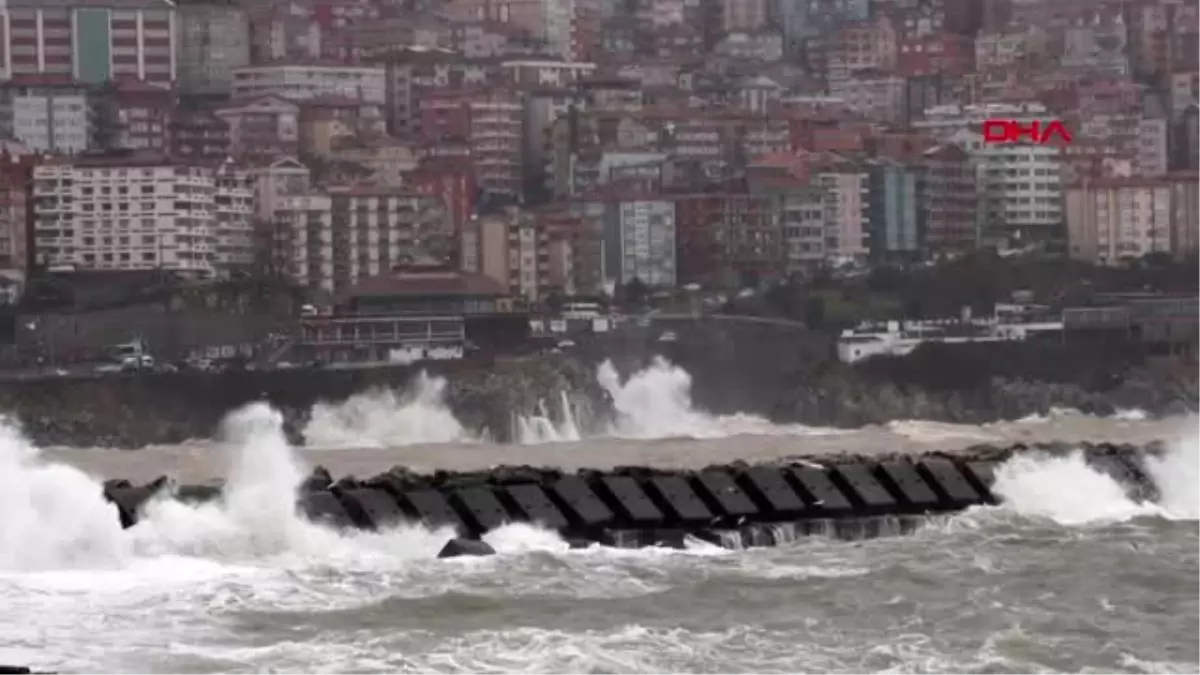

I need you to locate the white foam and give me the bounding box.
[597,357,835,439]
[0,418,129,571]
[303,372,472,449]
[992,451,1159,525]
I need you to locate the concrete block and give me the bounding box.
[830,463,896,511]
[693,470,759,519]
[597,475,665,526]
[437,537,496,558]
[500,483,570,531]
[334,487,405,530]
[104,476,171,529]
[451,486,511,534]
[961,461,998,503]
[174,484,223,504]
[916,459,985,508]
[648,528,688,549]
[297,491,356,529]
[598,529,641,548]
[788,466,852,514]
[550,476,615,528]
[401,489,467,534]
[737,467,807,516]
[875,460,940,509]
[645,475,714,525]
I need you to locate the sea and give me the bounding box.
[1,359,1197,674]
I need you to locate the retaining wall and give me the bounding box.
[103,442,1163,555]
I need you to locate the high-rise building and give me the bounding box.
[0,0,177,85]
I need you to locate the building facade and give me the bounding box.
[31,156,255,278]
[0,0,176,85]
[231,63,387,105]
[176,1,251,95]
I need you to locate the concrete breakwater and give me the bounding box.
[102,442,1164,557]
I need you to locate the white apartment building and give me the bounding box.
[949,129,1063,243]
[13,93,91,154]
[32,158,255,278]
[272,187,450,295]
[231,63,387,105]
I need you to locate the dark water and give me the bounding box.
[2,409,1197,674]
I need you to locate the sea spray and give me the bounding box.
[303,372,472,449]
[597,357,832,439]
[516,391,584,444]
[0,418,128,570]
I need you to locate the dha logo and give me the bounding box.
[981,119,1073,145]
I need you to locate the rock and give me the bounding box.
[437,538,497,559]
[302,466,333,492]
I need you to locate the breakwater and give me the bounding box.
[102,442,1164,557]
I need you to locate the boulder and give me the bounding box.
[437,537,497,559]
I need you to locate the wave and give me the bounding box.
[300,357,835,448]
[0,403,1195,672]
[984,434,1198,525]
[302,372,474,449]
[596,357,838,440]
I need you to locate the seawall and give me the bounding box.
[103,442,1166,555]
[0,355,607,447]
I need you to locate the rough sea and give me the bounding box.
[2,359,1197,674]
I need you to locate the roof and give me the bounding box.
[341,267,507,301]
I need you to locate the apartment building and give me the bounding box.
[215,95,300,163]
[468,208,552,302]
[0,0,176,85]
[1064,174,1200,265]
[212,162,255,275]
[31,155,255,278]
[604,198,676,288]
[1064,176,1159,263]
[417,90,523,198]
[176,1,252,95]
[922,143,979,255]
[272,186,451,296]
[0,154,34,293]
[11,90,92,154]
[816,168,870,263]
[231,63,387,105]
[949,129,1064,245]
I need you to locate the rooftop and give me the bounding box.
[341,264,507,301]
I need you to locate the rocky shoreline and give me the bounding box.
[0,334,1195,448]
[0,355,609,448]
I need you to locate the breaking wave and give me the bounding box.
[300,358,834,447]
[302,372,473,449]
[981,435,1198,525]
[596,357,837,440]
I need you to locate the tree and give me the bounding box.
[803,296,826,328]
[620,277,650,306]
